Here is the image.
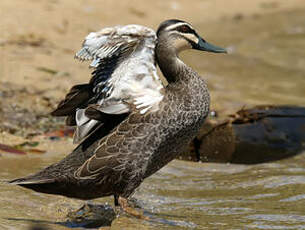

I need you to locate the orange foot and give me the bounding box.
[118,196,149,220]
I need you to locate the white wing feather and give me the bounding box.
[73,24,164,143]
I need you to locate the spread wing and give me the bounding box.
[51,24,164,143]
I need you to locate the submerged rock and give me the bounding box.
[180,105,305,164]
[65,203,116,228]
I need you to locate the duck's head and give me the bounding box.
[157,19,227,54]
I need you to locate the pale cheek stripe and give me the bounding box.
[183,34,199,44]
[167,31,199,44]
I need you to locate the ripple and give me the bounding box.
[280,194,305,202]
[246,214,305,223]
[249,193,279,200]
[246,222,305,230]
[200,207,253,216]
[264,176,305,188]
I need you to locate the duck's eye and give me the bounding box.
[179,25,191,33]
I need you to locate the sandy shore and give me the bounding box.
[1,0,305,95]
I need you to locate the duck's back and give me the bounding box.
[73,66,209,197]
[11,69,209,200]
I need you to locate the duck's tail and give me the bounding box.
[8,175,65,198]
[9,176,55,185]
[9,175,96,200]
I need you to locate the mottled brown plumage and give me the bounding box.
[10,19,226,207]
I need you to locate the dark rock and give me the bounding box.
[181,105,305,164]
[66,203,116,228]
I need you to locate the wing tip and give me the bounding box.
[75,47,93,62]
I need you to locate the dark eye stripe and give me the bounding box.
[176,25,195,34]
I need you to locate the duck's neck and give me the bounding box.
[156,40,189,83]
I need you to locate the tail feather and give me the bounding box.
[9,176,55,185]
[8,176,64,198]
[9,175,92,200]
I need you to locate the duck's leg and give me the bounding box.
[114,194,119,207]
[118,196,149,220]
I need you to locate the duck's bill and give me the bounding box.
[194,37,227,53]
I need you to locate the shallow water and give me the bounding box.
[2,152,305,229]
[1,8,305,230]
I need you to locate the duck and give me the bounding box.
[10,19,226,217]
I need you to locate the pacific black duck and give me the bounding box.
[10,19,226,216]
